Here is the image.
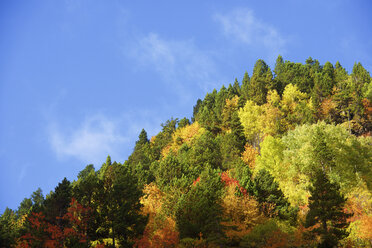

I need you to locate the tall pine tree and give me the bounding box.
[248,59,272,105]
[305,171,352,247]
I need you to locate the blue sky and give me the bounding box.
[1,0,371,212]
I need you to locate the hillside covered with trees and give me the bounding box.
[1,56,372,247]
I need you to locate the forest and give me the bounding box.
[1,56,372,247]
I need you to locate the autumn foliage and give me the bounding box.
[241,144,259,169]
[16,198,90,248]
[161,122,205,157]
[2,57,372,247]
[135,184,179,248]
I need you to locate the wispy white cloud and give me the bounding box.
[127,33,220,94]
[48,114,128,165]
[46,109,166,166]
[18,165,28,184]
[214,8,287,61]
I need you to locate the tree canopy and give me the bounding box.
[2,56,372,247]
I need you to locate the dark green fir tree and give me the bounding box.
[305,171,352,248]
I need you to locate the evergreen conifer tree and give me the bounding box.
[305,171,352,247]
[248,59,272,105]
[241,71,250,102]
[273,55,286,95]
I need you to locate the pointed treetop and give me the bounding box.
[31,188,44,206]
[136,128,149,146]
[252,59,269,76]
[276,54,284,63]
[274,55,285,79]
[352,62,371,85]
[241,71,251,100]
[178,117,191,129]
[335,61,342,69]
[306,57,314,65]
[335,61,347,74]
[233,78,240,87]
[77,164,95,180]
[106,155,112,166]
[242,71,250,83]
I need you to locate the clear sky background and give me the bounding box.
[1,0,371,213]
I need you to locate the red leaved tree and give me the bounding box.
[16,198,91,248]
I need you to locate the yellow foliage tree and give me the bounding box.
[241,144,259,170]
[141,183,164,216]
[238,90,283,147]
[161,122,205,157]
[280,84,312,130]
[222,184,262,242]
[137,183,179,248]
[344,183,372,246]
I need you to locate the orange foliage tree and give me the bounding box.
[220,171,261,242]
[241,144,259,170]
[344,187,372,245]
[16,198,91,248]
[135,183,179,248]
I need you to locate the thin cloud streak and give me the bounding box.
[48,114,128,165]
[18,165,28,184]
[214,8,287,62]
[127,33,220,94]
[47,110,165,166]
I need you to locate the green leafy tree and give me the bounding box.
[274,57,316,94]
[241,71,251,102]
[227,79,241,99]
[272,54,286,95]
[152,154,187,189]
[17,198,33,218]
[248,59,272,105]
[332,76,354,125]
[233,78,241,96]
[151,118,179,160]
[44,178,72,228]
[192,99,203,122]
[240,219,288,248]
[220,96,245,161]
[175,167,224,243]
[198,89,222,133]
[128,129,153,185]
[350,62,372,134]
[218,132,243,170]
[233,162,255,198]
[0,208,17,247]
[214,85,228,124]
[305,171,352,247]
[31,188,44,209]
[72,164,100,242]
[253,170,296,221]
[178,117,191,129]
[128,130,150,165]
[138,128,149,145]
[352,62,371,96]
[188,131,222,170]
[97,161,147,247]
[334,61,348,85]
[257,122,372,206]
